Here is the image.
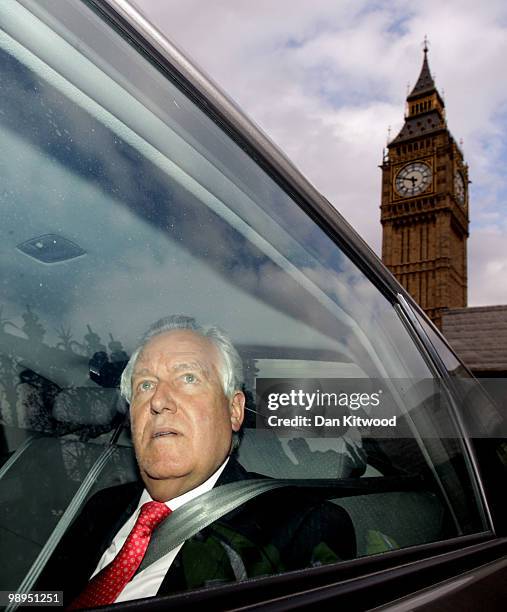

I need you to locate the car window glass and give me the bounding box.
[410,304,506,435]
[0,0,489,600]
[408,302,507,533]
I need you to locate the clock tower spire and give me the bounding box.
[380,42,469,329]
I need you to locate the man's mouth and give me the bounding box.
[152,429,179,438]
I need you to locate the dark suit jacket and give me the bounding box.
[36,459,356,605]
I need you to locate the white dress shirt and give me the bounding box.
[91,458,230,603]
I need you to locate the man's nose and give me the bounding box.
[149,382,177,414]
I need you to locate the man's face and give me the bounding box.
[129,329,244,501]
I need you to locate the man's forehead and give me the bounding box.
[133,359,207,375]
[136,330,220,368]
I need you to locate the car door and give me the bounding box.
[0,0,505,609]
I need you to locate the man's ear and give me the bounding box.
[230,390,245,431]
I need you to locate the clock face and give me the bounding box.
[395,162,432,198]
[454,170,465,205]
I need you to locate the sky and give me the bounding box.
[134,0,507,306]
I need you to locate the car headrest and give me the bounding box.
[53,387,122,426]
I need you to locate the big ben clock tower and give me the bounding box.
[381,42,470,329]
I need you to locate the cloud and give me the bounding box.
[469,226,507,306]
[135,0,507,306]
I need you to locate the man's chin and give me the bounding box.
[141,464,189,482]
[141,468,195,502]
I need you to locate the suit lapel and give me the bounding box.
[79,481,144,589]
[98,484,143,558]
[36,479,144,606]
[156,457,262,596]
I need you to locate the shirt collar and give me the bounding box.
[138,456,230,511]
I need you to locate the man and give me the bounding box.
[37,315,355,606]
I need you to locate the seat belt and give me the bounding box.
[138,478,293,573]
[138,473,416,572]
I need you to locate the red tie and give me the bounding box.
[68,501,171,609]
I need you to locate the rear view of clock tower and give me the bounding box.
[381,43,469,329]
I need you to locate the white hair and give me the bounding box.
[120,315,243,403]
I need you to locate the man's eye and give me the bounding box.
[183,373,197,384]
[138,380,155,392]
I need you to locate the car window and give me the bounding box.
[0,0,489,603]
[408,301,507,533]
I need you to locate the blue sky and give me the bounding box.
[136,0,507,306]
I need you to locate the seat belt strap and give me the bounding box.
[138,473,417,573]
[138,478,291,572]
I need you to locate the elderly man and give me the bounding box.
[37,315,355,607]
